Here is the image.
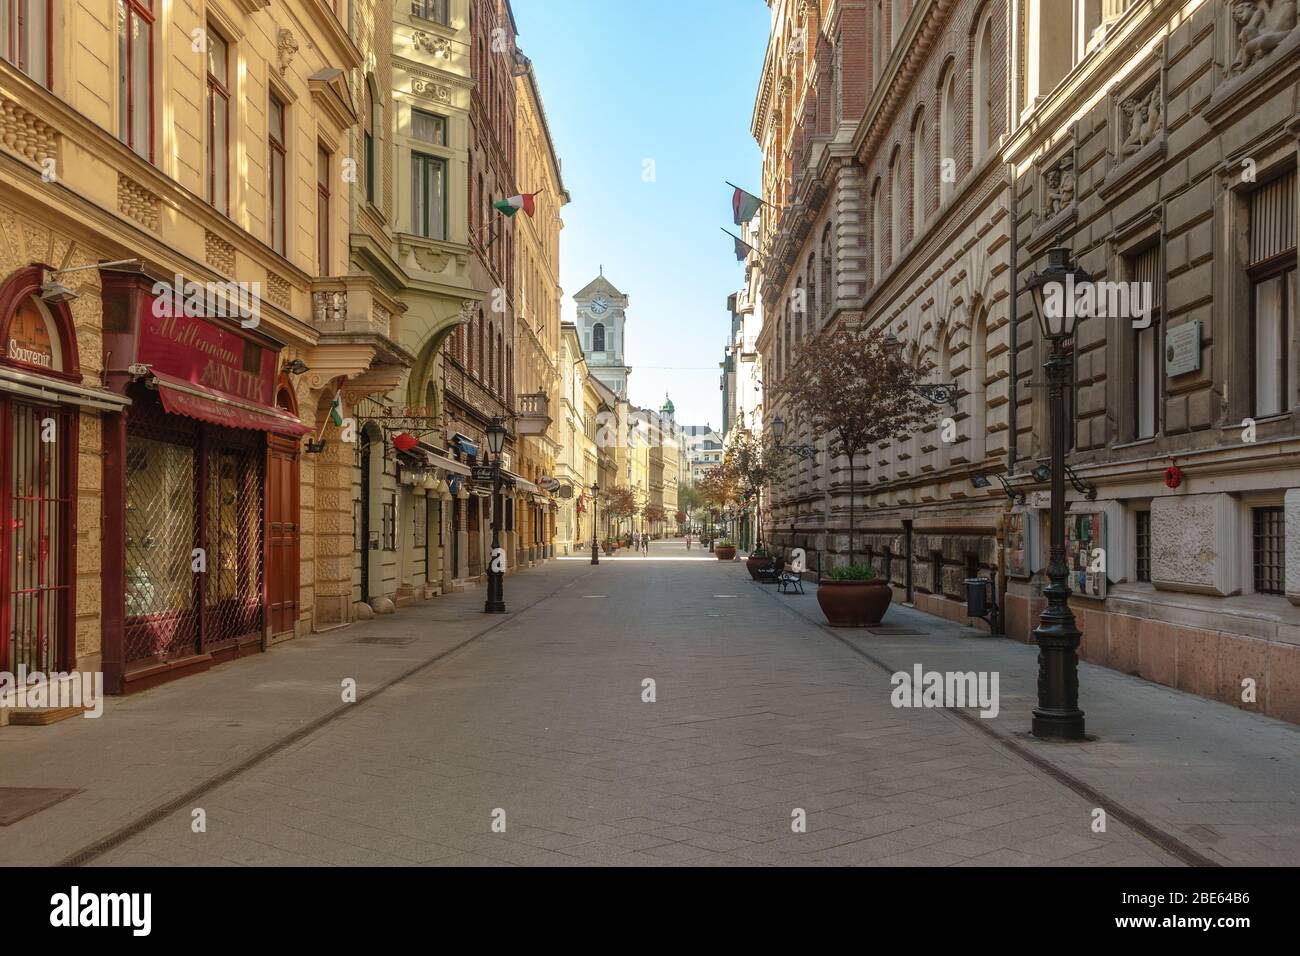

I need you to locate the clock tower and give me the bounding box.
[573,271,631,398]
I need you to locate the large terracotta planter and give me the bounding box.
[816,579,892,627]
[715,546,737,561]
[746,556,774,580]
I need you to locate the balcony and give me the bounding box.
[516,391,551,436]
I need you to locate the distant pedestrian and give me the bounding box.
[685,533,692,550]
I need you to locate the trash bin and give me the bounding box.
[964,577,990,618]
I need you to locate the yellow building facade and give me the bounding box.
[512,59,569,563]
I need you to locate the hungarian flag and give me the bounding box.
[329,391,344,426]
[733,234,754,262]
[732,186,762,226]
[493,193,537,218]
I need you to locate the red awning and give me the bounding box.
[151,372,310,437]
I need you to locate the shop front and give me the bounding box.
[0,266,129,681]
[100,272,309,693]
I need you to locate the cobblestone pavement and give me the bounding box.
[4,539,1294,866]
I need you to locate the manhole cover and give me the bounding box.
[0,787,80,826]
[352,636,416,646]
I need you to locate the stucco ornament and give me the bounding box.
[1230,0,1299,73]
[277,29,299,77]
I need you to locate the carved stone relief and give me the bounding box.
[1120,86,1162,157]
[277,29,299,77]
[1043,155,1076,218]
[1229,0,1299,74]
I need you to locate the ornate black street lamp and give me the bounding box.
[484,417,507,614]
[590,482,600,565]
[1024,238,1092,741]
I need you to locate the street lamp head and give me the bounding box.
[485,416,507,457]
[884,332,902,356]
[1025,237,1092,342]
[771,415,786,441]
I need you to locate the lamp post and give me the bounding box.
[590,482,600,565]
[484,417,507,614]
[1024,238,1091,741]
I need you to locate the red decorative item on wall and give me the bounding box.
[393,432,419,453]
[1164,464,1183,489]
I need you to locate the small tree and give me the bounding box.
[720,430,788,550]
[643,503,666,530]
[784,324,933,566]
[604,487,638,540]
[674,509,687,529]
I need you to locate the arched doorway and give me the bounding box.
[0,268,81,674]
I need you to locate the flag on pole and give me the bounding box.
[722,227,756,262]
[493,193,538,218]
[731,185,763,226]
[329,391,344,426]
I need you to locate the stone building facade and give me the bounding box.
[757,0,1300,722]
[1005,0,1300,723]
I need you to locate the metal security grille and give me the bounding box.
[1135,510,1151,583]
[124,396,265,665]
[203,442,264,651]
[1253,507,1285,595]
[125,433,200,663]
[5,402,72,673]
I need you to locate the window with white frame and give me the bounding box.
[1129,244,1162,438]
[118,0,153,160]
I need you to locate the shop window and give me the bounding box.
[1252,506,1285,595]
[414,495,427,548]
[383,493,396,551]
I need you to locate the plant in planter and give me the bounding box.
[745,545,776,580]
[714,538,737,561]
[816,563,894,627]
[785,324,933,626]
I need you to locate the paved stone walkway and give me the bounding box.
[3,539,1295,866]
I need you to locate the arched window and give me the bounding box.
[872,0,883,85]
[974,12,995,162]
[487,330,495,392]
[496,330,503,396]
[969,307,988,463]
[939,64,958,202]
[871,179,884,282]
[476,310,485,378]
[805,255,817,335]
[912,112,927,235]
[592,322,605,352]
[890,148,904,257]
[820,224,833,321]
[794,281,805,343]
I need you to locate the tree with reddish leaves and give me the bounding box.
[720,429,788,550]
[783,324,934,566]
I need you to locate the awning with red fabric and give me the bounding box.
[150,372,310,436]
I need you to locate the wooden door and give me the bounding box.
[266,436,299,635]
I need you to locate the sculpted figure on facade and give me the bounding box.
[1044,157,1075,217]
[1230,0,1299,73]
[1120,88,1162,156]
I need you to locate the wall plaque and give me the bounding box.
[1165,320,1201,377]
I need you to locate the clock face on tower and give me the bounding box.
[590,295,609,316]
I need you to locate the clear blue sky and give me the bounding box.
[512,0,770,428]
